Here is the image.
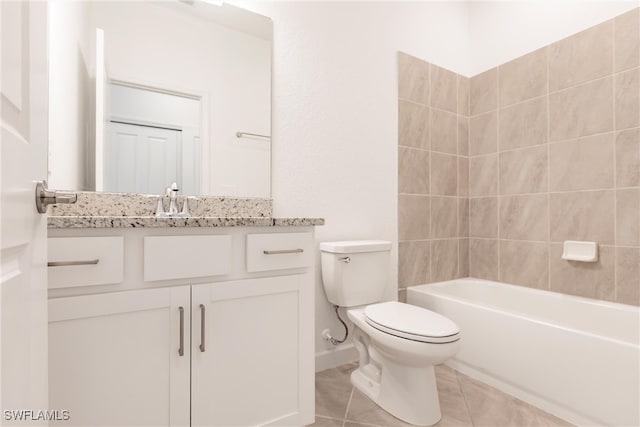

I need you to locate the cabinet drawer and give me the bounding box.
[246,233,313,272]
[144,235,231,282]
[48,237,124,289]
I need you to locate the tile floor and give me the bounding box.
[311,363,572,427]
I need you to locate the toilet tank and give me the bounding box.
[320,240,392,307]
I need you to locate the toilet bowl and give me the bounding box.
[347,302,460,426]
[320,241,461,426]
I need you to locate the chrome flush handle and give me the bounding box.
[35,181,77,214]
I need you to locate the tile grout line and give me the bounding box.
[464,126,640,159]
[399,95,459,116]
[468,76,475,276]
[457,166,461,279]
[546,41,552,292]
[499,91,548,112]
[402,142,481,157]
[398,144,458,157]
[467,77,471,276]
[341,386,354,426]
[397,56,400,293]
[455,371,477,427]
[399,237,472,242]
[613,17,618,302]
[398,193,430,197]
[496,65,501,281]
[469,66,639,119]
[428,63,433,284]
[465,187,640,198]
[467,236,632,248]
[456,73,461,279]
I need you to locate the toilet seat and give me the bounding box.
[364,301,460,344]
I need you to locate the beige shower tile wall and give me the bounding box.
[397,52,470,301]
[468,8,640,306]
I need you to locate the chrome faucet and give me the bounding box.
[155,182,190,218]
[167,182,179,215]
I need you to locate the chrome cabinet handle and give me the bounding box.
[35,180,78,214]
[263,248,304,255]
[199,304,205,352]
[178,307,184,357]
[47,259,99,267]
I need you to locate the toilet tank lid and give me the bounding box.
[320,240,392,254]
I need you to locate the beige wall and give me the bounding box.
[399,7,639,306]
[397,53,470,302]
[467,8,639,305]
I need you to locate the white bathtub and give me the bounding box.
[407,278,640,427]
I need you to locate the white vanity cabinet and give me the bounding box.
[191,276,311,427]
[48,287,191,426]
[47,227,315,427]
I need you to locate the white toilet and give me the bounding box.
[320,240,460,426]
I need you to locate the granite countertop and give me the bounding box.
[47,216,325,229]
[46,192,324,229]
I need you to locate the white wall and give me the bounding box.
[48,0,93,191]
[232,0,639,369]
[469,0,639,75]
[232,1,472,369]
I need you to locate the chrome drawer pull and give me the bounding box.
[178,307,185,357]
[47,259,99,267]
[263,249,304,255]
[199,304,206,353]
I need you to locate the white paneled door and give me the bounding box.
[0,0,49,423]
[106,122,181,194]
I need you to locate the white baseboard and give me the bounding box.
[315,344,357,372]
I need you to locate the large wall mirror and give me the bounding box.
[48,0,272,198]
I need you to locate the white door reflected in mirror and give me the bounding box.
[108,123,182,195]
[106,84,202,195]
[48,0,272,198]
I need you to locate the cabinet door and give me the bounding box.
[48,287,190,426]
[191,275,313,426]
